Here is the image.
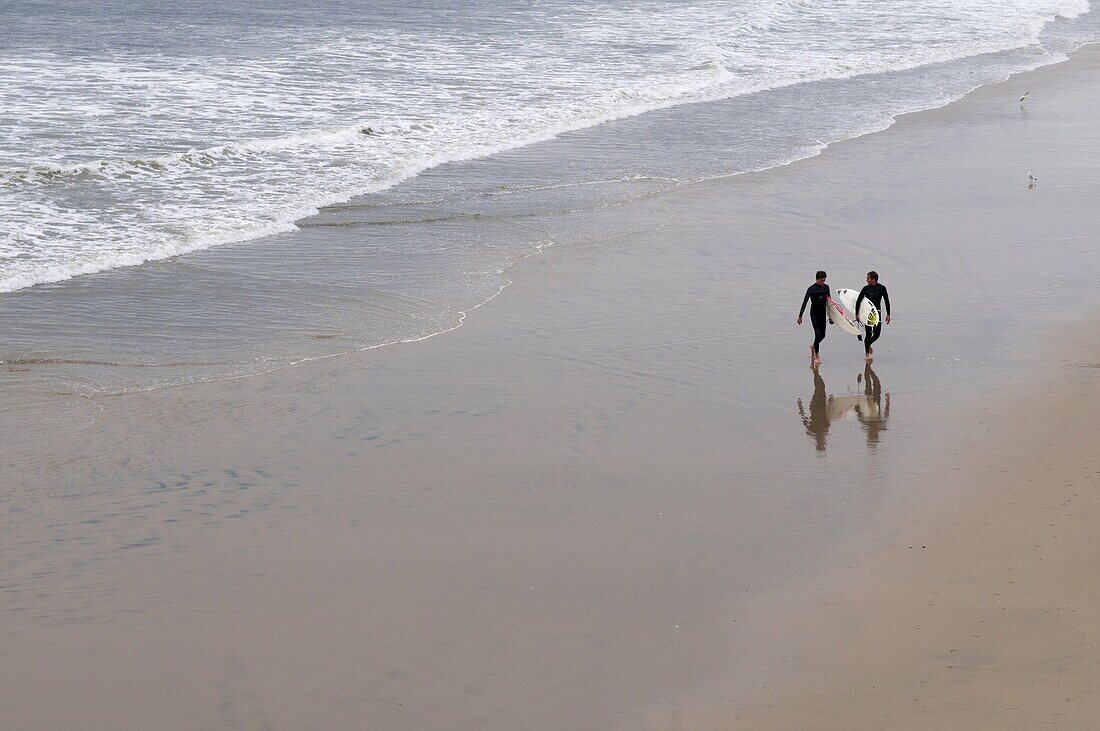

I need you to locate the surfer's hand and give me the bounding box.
[886,314,892,324]
[796,316,802,325]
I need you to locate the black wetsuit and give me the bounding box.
[855,282,890,354]
[799,282,830,354]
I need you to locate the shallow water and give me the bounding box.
[2,1,1099,402]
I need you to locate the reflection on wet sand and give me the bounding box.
[856,362,890,446]
[798,369,830,452]
[797,363,890,452]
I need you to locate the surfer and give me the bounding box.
[855,271,891,361]
[797,270,830,367]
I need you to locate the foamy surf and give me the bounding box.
[0,0,1093,292]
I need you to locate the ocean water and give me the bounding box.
[1,0,1098,396]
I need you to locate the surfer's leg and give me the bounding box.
[811,312,827,355]
[864,324,881,354]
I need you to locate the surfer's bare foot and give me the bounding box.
[813,355,821,366]
[809,344,815,359]
[865,353,872,362]
[869,346,874,354]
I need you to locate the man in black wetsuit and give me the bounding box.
[855,270,891,361]
[797,270,830,367]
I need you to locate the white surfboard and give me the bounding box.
[834,288,880,328]
[826,296,861,336]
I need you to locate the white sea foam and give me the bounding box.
[0,0,1093,292]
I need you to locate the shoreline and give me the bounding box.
[2,38,1094,408]
[3,39,1100,730]
[0,37,1082,297]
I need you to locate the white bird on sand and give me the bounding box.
[1020,91,1030,102]
[1028,171,1038,182]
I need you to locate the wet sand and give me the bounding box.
[710,321,1100,728]
[3,46,1100,729]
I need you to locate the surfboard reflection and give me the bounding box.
[797,363,890,452]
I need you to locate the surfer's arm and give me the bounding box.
[797,289,811,319]
[882,287,891,321]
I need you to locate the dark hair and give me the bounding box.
[867,271,879,282]
[815,270,827,280]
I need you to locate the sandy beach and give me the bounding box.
[3,40,1100,731]
[716,320,1100,728]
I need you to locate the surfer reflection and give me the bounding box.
[855,362,890,446]
[797,364,891,452]
[797,370,830,452]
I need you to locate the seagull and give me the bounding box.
[1028,171,1038,182]
[1020,91,1030,102]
